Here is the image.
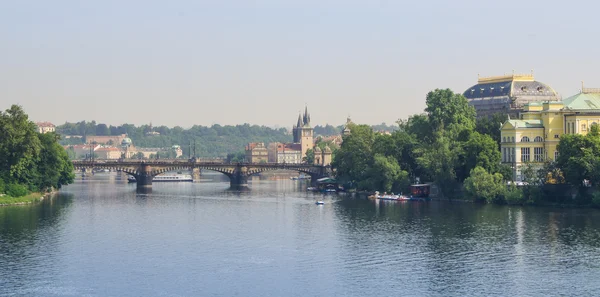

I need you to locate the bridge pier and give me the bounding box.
[136,164,153,188]
[229,165,249,189]
[192,168,201,182]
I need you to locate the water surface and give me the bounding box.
[1,173,600,296]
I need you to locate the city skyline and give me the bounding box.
[2,1,599,127]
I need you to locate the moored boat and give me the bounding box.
[127,174,193,183]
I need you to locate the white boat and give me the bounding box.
[315,200,325,205]
[128,174,193,183]
[374,191,410,201]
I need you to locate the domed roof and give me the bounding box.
[121,137,132,145]
[463,73,559,117]
[324,145,332,153]
[314,146,322,153]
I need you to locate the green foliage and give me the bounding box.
[0,105,74,193]
[0,178,4,194]
[58,121,293,157]
[504,185,524,205]
[475,112,508,148]
[303,148,315,164]
[34,133,75,190]
[416,131,460,198]
[425,89,476,133]
[556,132,600,187]
[591,191,600,208]
[463,166,505,203]
[359,154,409,193]
[6,183,29,197]
[332,124,410,193]
[226,152,246,163]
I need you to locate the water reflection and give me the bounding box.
[1,174,600,296]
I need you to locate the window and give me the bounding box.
[521,148,530,162]
[511,137,515,143]
[555,151,559,161]
[567,123,571,134]
[521,136,530,142]
[554,134,559,139]
[572,122,576,133]
[534,147,544,162]
[582,124,587,131]
[534,136,543,142]
[503,148,507,162]
[503,137,506,143]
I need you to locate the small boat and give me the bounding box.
[375,192,411,201]
[315,200,325,205]
[307,187,317,191]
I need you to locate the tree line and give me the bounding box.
[332,88,600,207]
[0,105,74,198]
[57,121,397,158]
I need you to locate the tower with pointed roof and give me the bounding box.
[292,106,314,159]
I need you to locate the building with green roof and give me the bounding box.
[500,87,600,181]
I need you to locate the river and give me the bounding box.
[1,172,600,296]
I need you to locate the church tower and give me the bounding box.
[299,106,313,159]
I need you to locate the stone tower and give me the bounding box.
[292,106,314,159]
[322,145,332,166]
[314,146,322,165]
[300,106,313,159]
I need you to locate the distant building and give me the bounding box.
[464,72,559,118]
[500,87,600,181]
[66,144,101,159]
[292,106,314,159]
[313,145,332,166]
[95,147,122,160]
[266,142,303,164]
[343,117,352,136]
[86,134,128,145]
[171,145,183,158]
[245,142,269,163]
[36,122,55,134]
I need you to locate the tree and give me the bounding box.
[0,105,42,185]
[361,154,409,193]
[475,112,508,147]
[464,166,505,203]
[34,132,75,190]
[332,124,375,187]
[303,148,315,164]
[425,89,476,133]
[458,132,501,181]
[416,131,459,198]
[96,124,110,136]
[0,105,74,194]
[556,131,600,187]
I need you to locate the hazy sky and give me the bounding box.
[1,0,598,128]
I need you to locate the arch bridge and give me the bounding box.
[71,159,331,188]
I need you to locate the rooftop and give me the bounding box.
[477,73,535,84]
[505,119,544,129]
[562,89,600,110]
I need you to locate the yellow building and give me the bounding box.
[500,88,600,181]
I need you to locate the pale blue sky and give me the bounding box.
[1,0,598,128]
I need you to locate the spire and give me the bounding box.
[303,105,308,125]
[297,113,302,127]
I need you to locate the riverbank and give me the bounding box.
[0,192,51,206]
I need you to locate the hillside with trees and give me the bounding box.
[57,122,293,158]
